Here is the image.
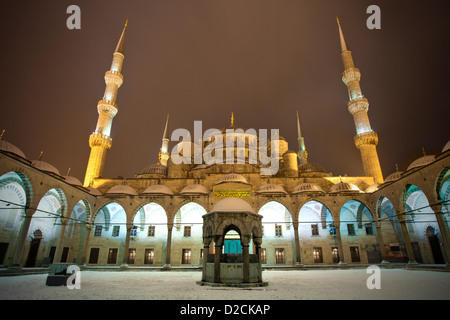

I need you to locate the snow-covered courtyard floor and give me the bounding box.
[0,269,449,300]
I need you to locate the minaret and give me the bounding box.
[296,111,307,165]
[337,18,384,183]
[83,20,128,187]
[158,114,170,166]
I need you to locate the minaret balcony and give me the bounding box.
[354,131,378,149]
[97,100,119,116]
[89,132,113,149]
[347,97,369,115]
[341,67,361,85]
[104,70,124,87]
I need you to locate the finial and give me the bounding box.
[339,175,342,183]
[336,16,340,25]
[395,163,399,172]
[125,18,128,27]
[66,168,71,176]
[38,151,43,161]
[231,112,234,126]
[0,129,4,140]
[422,147,426,156]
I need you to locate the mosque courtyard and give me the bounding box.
[0,268,449,300]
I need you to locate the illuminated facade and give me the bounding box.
[0,20,449,275]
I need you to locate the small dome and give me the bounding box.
[292,183,324,194]
[407,155,436,171]
[365,184,379,193]
[385,171,404,182]
[87,187,103,196]
[442,141,450,153]
[256,184,287,194]
[65,175,82,187]
[329,182,362,193]
[106,185,138,196]
[142,184,174,195]
[193,164,210,170]
[211,198,255,213]
[0,140,26,159]
[298,162,328,174]
[216,173,248,185]
[31,160,60,176]
[141,163,168,175]
[180,184,209,195]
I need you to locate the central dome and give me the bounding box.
[216,173,248,184]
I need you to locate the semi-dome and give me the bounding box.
[180,184,209,195]
[442,141,450,153]
[142,184,174,195]
[329,182,362,193]
[210,197,255,213]
[0,140,27,159]
[256,183,287,195]
[141,163,168,175]
[384,171,404,182]
[216,173,248,185]
[31,160,60,176]
[292,183,324,194]
[406,155,436,171]
[298,162,328,173]
[106,185,138,196]
[65,175,82,187]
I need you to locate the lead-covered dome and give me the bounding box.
[442,141,450,153]
[256,184,287,195]
[0,140,27,159]
[106,185,138,196]
[216,173,248,185]
[210,197,255,213]
[298,162,331,177]
[142,184,174,195]
[64,175,83,187]
[292,183,324,194]
[31,160,60,176]
[384,171,404,182]
[329,182,362,193]
[180,184,209,195]
[406,155,436,171]
[141,163,168,175]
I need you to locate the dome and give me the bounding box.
[65,175,82,187]
[216,173,248,185]
[211,197,255,213]
[180,184,209,195]
[256,184,287,195]
[106,185,138,196]
[406,155,436,171]
[292,183,324,194]
[365,183,379,193]
[384,171,404,182]
[31,160,60,176]
[442,141,450,153]
[329,182,362,193]
[141,163,168,175]
[0,140,26,159]
[142,184,174,195]
[298,162,328,174]
[87,187,103,196]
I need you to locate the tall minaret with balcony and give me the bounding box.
[337,18,384,184]
[83,20,128,187]
[158,114,170,166]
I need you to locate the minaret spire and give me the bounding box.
[337,19,383,184]
[159,114,170,166]
[84,20,128,187]
[296,111,307,164]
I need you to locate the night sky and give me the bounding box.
[1,1,449,181]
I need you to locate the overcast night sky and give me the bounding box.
[0,1,449,181]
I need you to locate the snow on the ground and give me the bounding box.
[0,269,449,300]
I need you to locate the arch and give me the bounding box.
[340,200,375,234]
[93,201,127,236]
[0,172,29,231]
[0,171,33,209]
[132,202,168,239]
[436,167,450,216]
[298,200,335,237]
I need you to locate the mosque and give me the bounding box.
[0,18,449,281]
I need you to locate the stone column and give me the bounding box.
[53,217,68,263]
[293,224,303,266]
[120,225,132,269]
[202,241,211,282]
[242,236,250,283]
[375,223,389,263]
[399,220,417,264]
[335,223,346,265]
[162,223,173,270]
[8,209,33,270]
[253,236,263,283]
[214,236,223,283]
[79,225,92,266]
